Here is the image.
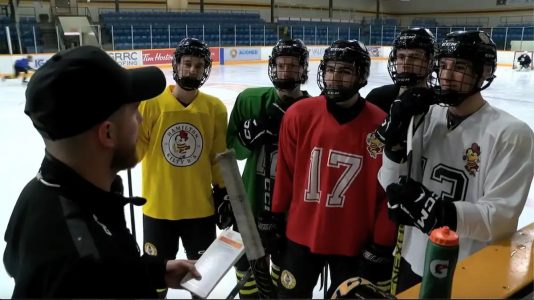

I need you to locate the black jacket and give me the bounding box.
[4,152,165,298]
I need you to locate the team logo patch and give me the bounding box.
[280,270,296,290]
[366,132,384,159]
[463,143,481,176]
[161,123,203,167]
[144,242,158,256]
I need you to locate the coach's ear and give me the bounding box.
[96,120,115,149]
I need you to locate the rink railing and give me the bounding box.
[1,24,533,55]
[0,46,517,76]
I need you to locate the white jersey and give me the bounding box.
[379,103,534,276]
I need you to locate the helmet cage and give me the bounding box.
[432,31,496,106]
[268,39,309,91]
[387,28,436,87]
[172,38,212,90]
[317,40,370,103]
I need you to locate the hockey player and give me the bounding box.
[366,28,436,113]
[378,31,534,293]
[226,38,310,298]
[272,40,397,298]
[2,55,35,83]
[136,38,229,298]
[517,51,532,71]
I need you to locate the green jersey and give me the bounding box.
[227,87,309,217]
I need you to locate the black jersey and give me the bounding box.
[366,84,400,113]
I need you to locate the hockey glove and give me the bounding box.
[375,87,435,163]
[357,243,394,293]
[237,118,276,150]
[257,211,286,255]
[212,185,234,230]
[398,87,436,115]
[386,177,456,234]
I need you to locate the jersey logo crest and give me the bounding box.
[366,132,384,159]
[462,143,481,176]
[280,270,297,290]
[162,123,203,167]
[144,242,157,256]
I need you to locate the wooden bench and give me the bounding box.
[397,222,534,299]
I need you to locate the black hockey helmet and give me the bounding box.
[331,277,396,299]
[432,30,497,106]
[172,37,212,90]
[387,28,436,86]
[318,39,370,103]
[268,38,309,91]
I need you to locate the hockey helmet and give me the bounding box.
[318,40,370,103]
[387,28,436,87]
[172,37,212,90]
[268,39,309,91]
[432,30,497,106]
[331,277,396,299]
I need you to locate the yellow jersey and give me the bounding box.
[137,85,227,220]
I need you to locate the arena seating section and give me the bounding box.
[99,11,278,49]
[0,11,532,53]
[97,12,533,50]
[0,16,41,53]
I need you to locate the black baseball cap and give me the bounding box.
[25,46,166,140]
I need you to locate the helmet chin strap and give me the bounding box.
[437,73,494,107]
[324,86,359,103]
[395,72,429,87]
[273,79,299,91]
[177,76,202,91]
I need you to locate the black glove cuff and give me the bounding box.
[212,185,227,206]
[363,243,394,264]
[437,201,457,231]
[384,145,407,163]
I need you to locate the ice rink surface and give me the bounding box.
[1,60,533,298]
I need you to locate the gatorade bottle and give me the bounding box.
[419,226,459,299]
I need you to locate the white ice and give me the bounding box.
[1,60,533,298]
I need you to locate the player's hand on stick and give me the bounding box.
[212,185,234,230]
[386,177,452,234]
[357,243,394,293]
[375,87,435,163]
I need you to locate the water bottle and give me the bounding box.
[419,226,459,299]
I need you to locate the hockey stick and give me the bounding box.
[390,111,427,295]
[127,169,137,241]
[226,268,254,300]
[323,264,329,299]
[216,149,276,299]
[390,115,415,295]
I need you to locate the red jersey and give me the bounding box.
[273,95,396,256]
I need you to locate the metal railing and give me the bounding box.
[1,23,532,54]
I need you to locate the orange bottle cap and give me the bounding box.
[429,226,459,246]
